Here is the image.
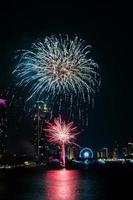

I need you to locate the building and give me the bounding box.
[0,98,8,156]
[96,148,108,159]
[127,142,133,157]
[66,146,74,160]
[33,101,50,162]
[112,141,119,159]
[121,147,128,158]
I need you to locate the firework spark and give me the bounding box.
[13,35,100,125]
[44,115,79,166]
[0,99,7,106]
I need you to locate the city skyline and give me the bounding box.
[0,88,132,154]
[0,95,133,157]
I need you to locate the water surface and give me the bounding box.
[0,167,132,200]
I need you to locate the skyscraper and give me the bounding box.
[32,101,50,162]
[0,98,8,156]
[112,141,119,159]
[127,142,133,157]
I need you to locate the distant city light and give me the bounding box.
[97,158,106,164]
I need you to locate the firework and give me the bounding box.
[0,99,7,106]
[44,115,79,167]
[13,35,100,125]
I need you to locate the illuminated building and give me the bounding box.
[33,101,50,161]
[127,142,133,156]
[96,151,100,158]
[0,98,8,155]
[122,147,128,158]
[69,146,74,160]
[96,148,108,159]
[112,141,119,159]
[66,146,74,160]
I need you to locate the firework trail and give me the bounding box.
[13,35,100,125]
[44,115,79,166]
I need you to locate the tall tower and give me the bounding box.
[127,142,133,156]
[66,146,74,160]
[33,101,50,162]
[0,98,8,156]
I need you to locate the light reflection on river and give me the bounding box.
[0,168,132,200]
[45,169,79,200]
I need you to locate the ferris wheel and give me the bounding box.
[79,148,94,159]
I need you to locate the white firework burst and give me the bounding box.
[13,35,100,125]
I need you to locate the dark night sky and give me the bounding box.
[0,2,133,152]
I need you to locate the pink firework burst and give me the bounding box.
[44,115,79,167]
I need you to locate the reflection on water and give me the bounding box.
[0,168,132,200]
[0,169,103,200]
[45,169,79,200]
